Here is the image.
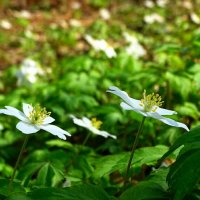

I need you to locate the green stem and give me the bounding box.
[82,132,92,146]
[124,116,146,188]
[9,135,29,192]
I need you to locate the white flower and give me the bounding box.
[0,20,12,30]
[99,9,111,20]
[0,103,71,140]
[14,10,31,19]
[70,115,117,139]
[144,13,164,24]
[16,58,44,85]
[85,35,116,58]
[123,32,146,58]
[107,86,189,131]
[156,0,168,7]
[69,19,82,27]
[190,13,200,24]
[144,0,155,8]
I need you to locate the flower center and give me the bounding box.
[28,104,51,125]
[91,118,102,129]
[139,90,164,112]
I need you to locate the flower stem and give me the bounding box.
[82,132,92,146]
[124,116,146,188]
[9,135,29,192]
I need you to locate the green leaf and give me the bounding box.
[167,149,200,200]
[28,184,116,200]
[175,102,200,120]
[120,180,169,200]
[0,178,25,197]
[93,145,168,178]
[159,126,200,162]
[7,192,31,200]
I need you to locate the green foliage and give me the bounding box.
[160,126,200,199]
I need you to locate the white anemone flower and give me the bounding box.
[123,32,146,58]
[70,115,117,139]
[107,86,189,131]
[99,9,111,20]
[190,13,200,24]
[0,103,71,140]
[144,13,164,24]
[16,58,44,85]
[0,19,12,30]
[85,34,116,58]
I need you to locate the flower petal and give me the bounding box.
[40,124,71,140]
[89,127,117,139]
[156,107,177,116]
[16,121,40,134]
[120,102,147,117]
[71,116,91,129]
[22,103,33,117]
[43,116,55,124]
[107,86,137,108]
[1,106,28,121]
[148,112,189,131]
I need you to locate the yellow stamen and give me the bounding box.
[140,90,164,112]
[28,104,51,125]
[91,118,102,129]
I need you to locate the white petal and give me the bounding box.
[89,127,116,139]
[2,106,28,122]
[107,86,138,108]
[43,116,55,124]
[40,124,71,140]
[82,117,92,126]
[120,102,148,117]
[72,117,91,129]
[16,121,40,134]
[148,112,189,131]
[156,107,177,116]
[22,103,33,117]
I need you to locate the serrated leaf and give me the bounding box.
[167,149,200,200]
[28,184,116,200]
[120,180,169,200]
[93,145,168,178]
[159,126,200,162]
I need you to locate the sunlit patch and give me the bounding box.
[139,90,164,112]
[28,104,51,125]
[91,118,102,129]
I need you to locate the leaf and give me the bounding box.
[7,192,31,200]
[119,181,169,200]
[93,145,168,178]
[159,126,200,162]
[175,102,200,120]
[0,178,25,197]
[28,184,116,200]
[167,149,200,200]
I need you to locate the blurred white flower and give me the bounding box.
[156,0,168,7]
[144,13,164,24]
[71,1,81,9]
[0,103,71,140]
[182,1,193,9]
[123,32,146,58]
[70,115,117,139]
[107,86,189,131]
[69,19,82,27]
[190,13,200,24]
[16,58,44,85]
[99,8,111,20]
[85,35,116,58]
[144,0,155,8]
[0,20,12,30]
[14,10,31,19]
